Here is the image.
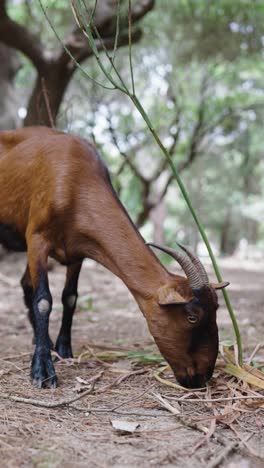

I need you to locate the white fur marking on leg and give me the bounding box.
[38,299,50,314]
[67,295,77,308]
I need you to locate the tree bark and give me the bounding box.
[24,62,75,127]
[0,43,21,129]
[219,209,238,256]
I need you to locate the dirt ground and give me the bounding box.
[0,252,263,468]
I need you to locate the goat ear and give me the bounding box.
[157,285,187,306]
[211,281,230,290]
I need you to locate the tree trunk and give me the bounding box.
[0,43,21,129]
[24,63,74,127]
[219,209,238,256]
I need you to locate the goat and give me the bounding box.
[0,126,228,389]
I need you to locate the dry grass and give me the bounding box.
[0,343,263,467]
[0,253,263,467]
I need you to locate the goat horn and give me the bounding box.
[177,243,209,285]
[147,243,204,289]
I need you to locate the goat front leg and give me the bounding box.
[21,264,35,337]
[27,234,57,388]
[20,264,53,349]
[55,261,82,359]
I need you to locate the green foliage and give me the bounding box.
[8,0,73,45]
[10,0,264,253]
[89,348,165,365]
[77,294,94,311]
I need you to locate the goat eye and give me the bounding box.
[187,315,198,324]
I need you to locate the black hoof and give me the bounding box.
[31,348,58,389]
[55,337,73,359]
[32,375,58,389]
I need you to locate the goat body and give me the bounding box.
[0,127,224,389]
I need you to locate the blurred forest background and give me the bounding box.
[1,0,264,258]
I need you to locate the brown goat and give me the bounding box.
[0,127,228,389]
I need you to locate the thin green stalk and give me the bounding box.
[81,0,121,73]
[111,0,121,67]
[76,0,129,92]
[128,0,135,95]
[131,94,243,364]
[72,0,123,90]
[46,1,242,364]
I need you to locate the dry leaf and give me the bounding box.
[225,363,264,390]
[151,392,181,415]
[111,419,140,433]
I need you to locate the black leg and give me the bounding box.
[55,262,82,359]
[21,265,35,338]
[27,235,57,388]
[21,264,53,348]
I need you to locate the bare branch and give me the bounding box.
[175,74,208,172]
[128,0,155,24]
[149,102,182,182]
[156,173,174,205]
[79,28,142,64]
[91,0,155,36]
[0,0,7,17]
[168,98,182,155]
[106,112,146,181]
[150,79,208,207]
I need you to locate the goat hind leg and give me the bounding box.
[55,261,82,359]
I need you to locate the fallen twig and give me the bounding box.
[165,395,264,403]
[78,345,113,368]
[190,418,216,455]
[230,424,261,458]
[247,342,264,365]
[207,440,240,468]
[0,352,31,361]
[71,405,173,418]
[151,391,208,434]
[0,370,103,408]
[151,392,180,415]
[97,368,148,393]
[110,383,155,411]
[207,433,253,468]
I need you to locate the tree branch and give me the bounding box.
[0,2,46,71]
[60,22,142,68]
[80,0,155,37]
[0,0,6,17]
[129,0,155,22]
[174,74,208,173]
[59,0,153,68]
[152,79,208,206]
[106,112,146,181]
[149,101,182,182]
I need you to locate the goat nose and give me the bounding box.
[177,374,207,389]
